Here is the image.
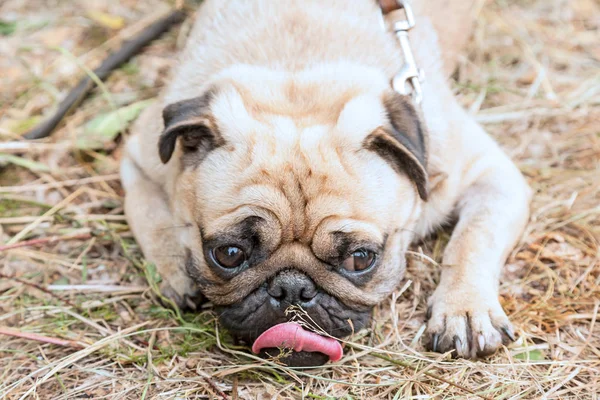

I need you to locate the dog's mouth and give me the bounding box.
[251,322,343,367]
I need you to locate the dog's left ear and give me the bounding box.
[158,90,223,164]
[364,92,428,201]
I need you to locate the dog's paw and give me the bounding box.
[159,275,204,311]
[424,285,515,358]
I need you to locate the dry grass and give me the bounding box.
[1,0,599,398]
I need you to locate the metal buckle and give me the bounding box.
[383,0,424,105]
[391,0,415,31]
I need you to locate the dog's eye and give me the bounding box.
[341,249,376,272]
[211,246,247,269]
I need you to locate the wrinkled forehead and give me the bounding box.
[201,66,392,179]
[208,63,390,130]
[183,64,408,235]
[197,152,389,239]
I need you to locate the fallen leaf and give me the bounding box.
[0,20,17,36]
[514,349,545,361]
[77,100,153,150]
[0,153,51,172]
[87,11,125,30]
[2,116,42,135]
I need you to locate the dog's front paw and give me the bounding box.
[159,272,204,311]
[424,285,515,358]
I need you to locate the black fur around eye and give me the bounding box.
[341,249,376,272]
[211,245,247,269]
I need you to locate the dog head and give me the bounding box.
[159,65,427,365]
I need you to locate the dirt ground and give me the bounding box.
[1,0,599,399]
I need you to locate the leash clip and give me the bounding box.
[383,0,424,105]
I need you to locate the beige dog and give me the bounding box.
[120,0,531,365]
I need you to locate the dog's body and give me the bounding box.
[121,0,531,362]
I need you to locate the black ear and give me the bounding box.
[158,91,223,164]
[364,92,429,201]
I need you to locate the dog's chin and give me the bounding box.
[256,348,330,367]
[216,283,372,367]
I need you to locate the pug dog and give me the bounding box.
[120,0,532,365]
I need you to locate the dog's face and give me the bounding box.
[159,65,427,363]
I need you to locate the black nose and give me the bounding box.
[267,270,317,305]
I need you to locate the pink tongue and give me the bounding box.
[252,322,343,362]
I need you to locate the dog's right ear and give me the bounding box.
[158,91,223,164]
[364,92,429,201]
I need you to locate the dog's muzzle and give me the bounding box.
[216,269,371,367]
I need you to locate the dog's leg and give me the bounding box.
[120,151,202,310]
[422,102,532,358]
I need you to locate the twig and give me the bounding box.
[0,327,84,349]
[286,306,488,399]
[24,9,186,140]
[0,233,92,252]
[0,214,126,225]
[17,322,151,399]
[232,375,239,400]
[0,174,120,193]
[201,376,229,400]
[348,344,493,400]
[5,186,86,245]
[47,284,147,293]
[0,272,81,310]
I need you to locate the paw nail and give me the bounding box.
[185,296,197,311]
[502,327,516,342]
[453,335,462,351]
[426,306,432,320]
[432,334,440,352]
[477,334,485,352]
